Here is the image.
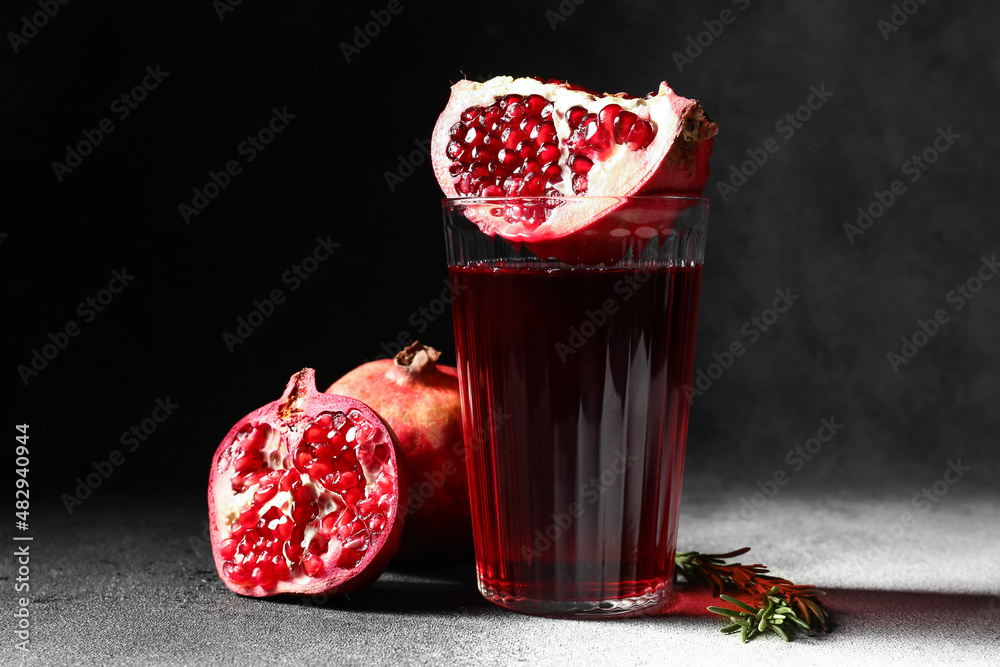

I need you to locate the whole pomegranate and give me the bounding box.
[431,76,717,264]
[208,368,408,597]
[326,342,469,560]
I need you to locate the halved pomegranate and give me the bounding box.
[208,368,407,597]
[431,76,717,263]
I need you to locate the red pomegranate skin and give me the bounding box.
[327,343,471,560]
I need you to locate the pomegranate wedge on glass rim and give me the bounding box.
[431,75,717,264]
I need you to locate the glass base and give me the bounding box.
[478,580,673,618]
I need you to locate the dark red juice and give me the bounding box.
[449,262,702,614]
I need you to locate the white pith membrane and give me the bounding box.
[431,76,710,240]
[214,410,396,590]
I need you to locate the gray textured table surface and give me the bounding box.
[4,476,998,666]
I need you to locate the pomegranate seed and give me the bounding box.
[566,106,587,130]
[309,459,333,479]
[516,141,535,159]
[449,162,467,177]
[455,172,474,195]
[260,506,282,528]
[338,548,362,569]
[227,563,251,586]
[446,140,465,160]
[377,494,392,513]
[460,106,480,122]
[279,469,300,491]
[303,555,324,577]
[303,424,328,444]
[284,540,303,563]
[337,471,359,490]
[531,123,557,145]
[342,534,368,551]
[228,524,246,542]
[313,441,336,460]
[503,176,524,196]
[252,562,275,588]
[520,158,541,175]
[519,117,538,136]
[272,557,289,580]
[569,155,593,174]
[245,528,263,547]
[369,514,387,534]
[308,534,329,556]
[294,446,312,469]
[463,126,486,146]
[599,104,622,132]
[497,148,518,168]
[483,185,504,197]
[292,485,313,504]
[356,497,378,517]
[501,127,525,150]
[274,515,293,541]
[572,174,589,194]
[219,538,238,560]
[536,143,560,164]
[500,94,523,109]
[320,514,338,536]
[613,110,638,143]
[233,452,260,473]
[627,120,652,150]
[343,487,363,507]
[241,424,271,452]
[449,122,465,140]
[290,503,313,524]
[504,102,525,121]
[542,161,562,179]
[239,506,258,529]
[338,519,364,541]
[254,484,278,505]
[525,173,546,195]
[525,94,548,116]
[230,473,246,493]
[583,120,611,152]
[335,507,357,529]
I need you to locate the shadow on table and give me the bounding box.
[646,583,999,641]
[270,557,492,614]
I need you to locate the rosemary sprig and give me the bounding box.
[675,547,829,642]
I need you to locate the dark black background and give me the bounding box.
[4,0,998,507]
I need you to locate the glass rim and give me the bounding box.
[442,194,710,206]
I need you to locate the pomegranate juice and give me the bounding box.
[450,263,702,615]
